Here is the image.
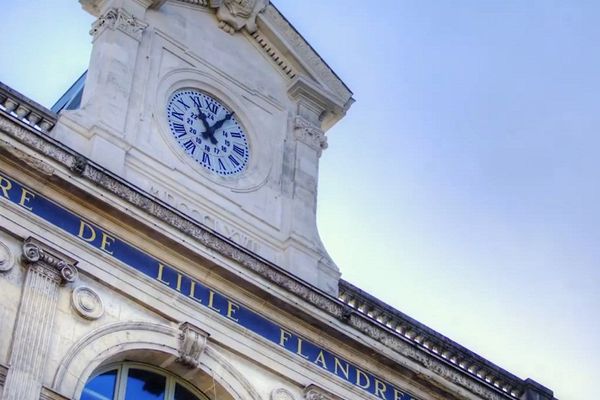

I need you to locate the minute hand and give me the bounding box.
[209,112,234,133]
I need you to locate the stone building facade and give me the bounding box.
[0,1,556,400]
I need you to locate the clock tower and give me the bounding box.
[51,0,354,294]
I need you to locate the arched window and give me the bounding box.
[81,363,210,400]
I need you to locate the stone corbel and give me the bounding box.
[89,7,148,42]
[303,385,340,400]
[294,115,327,156]
[288,77,343,157]
[210,0,268,34]
[177,322,210,368]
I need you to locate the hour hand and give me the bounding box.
[195,107,211,136]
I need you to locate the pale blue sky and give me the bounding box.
[1,1,598,399]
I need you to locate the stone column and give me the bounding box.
[2,238,78,400]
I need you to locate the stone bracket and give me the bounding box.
[177,322,210,368]
[90,7,148,42]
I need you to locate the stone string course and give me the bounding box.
[0,90,529,400]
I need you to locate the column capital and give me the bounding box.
[22,238,78,284]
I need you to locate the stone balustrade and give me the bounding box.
[0,82,56,133]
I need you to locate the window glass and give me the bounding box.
[81,369,118,400]
[174,383,202,400]
[124,368,166,400]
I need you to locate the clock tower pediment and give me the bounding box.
[52,0,354,294]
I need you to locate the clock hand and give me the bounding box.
[210,112,234,133]
[204,112,233,145]
[195,105,211,138]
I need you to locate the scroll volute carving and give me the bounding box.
[178,322,210,368]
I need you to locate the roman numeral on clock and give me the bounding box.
[230,131,242,138]
[228,155,240,167]
[177,98,190,110]
[171,111,184,120]
[183,140,196,154]
[232,144,245,157]
[205,100,218,114]
[172,123,187,137]
[218,159,227,171]
[202,152,211,166]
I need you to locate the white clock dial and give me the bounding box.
[166,89,249,176]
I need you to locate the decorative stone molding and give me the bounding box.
[294,116,327,155]
[90,8,148,42]
[303,385,339,400]
[210,0,268,34]
[0,101,540,400]
[0,240,13,272]
[271,388,294,400]
[2,238,78,400]
[177,322,210,368]
[251,31,296,79]
[260,5,353,105]
[72,286,104,320]
[22,239,78,284]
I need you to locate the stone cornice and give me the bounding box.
[0,101,553,400]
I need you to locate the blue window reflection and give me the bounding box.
[81,369,117,400]
[174,384,200,400]
[124,368,166,400]
[81,364,208,400]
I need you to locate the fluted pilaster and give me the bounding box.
[2,238,77,400]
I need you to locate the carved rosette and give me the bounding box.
[271,388,295,400]
[303,385,335,400]
[294,116,328,156]
[90,8,148,42]
[22,239,78,284]
[0,240,14,272]
[177,322,210,368]
[210,0,268,34]
[72,286,104,320]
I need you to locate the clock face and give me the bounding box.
[166,89,249,176]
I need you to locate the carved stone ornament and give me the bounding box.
[271,388,295,400]
[294,116,328,156]
[178,322,210,368]
[72,286,104,320]
[303,385,336,400]
[210,0,268,34]
[90,8,148,41]
[0,241,14,272]
[22,238,78,284]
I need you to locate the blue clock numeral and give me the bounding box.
[228,155,240,167]
[218,159,227,171]
[183,140,196,154]
[171,111,184,121]
[172,123,187,137]
[204,100,218,115]
[232,144,245,157]
[176,98,190,110]
[191,96,202,110]
[202,152,211,166]
[230,131,242,138]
